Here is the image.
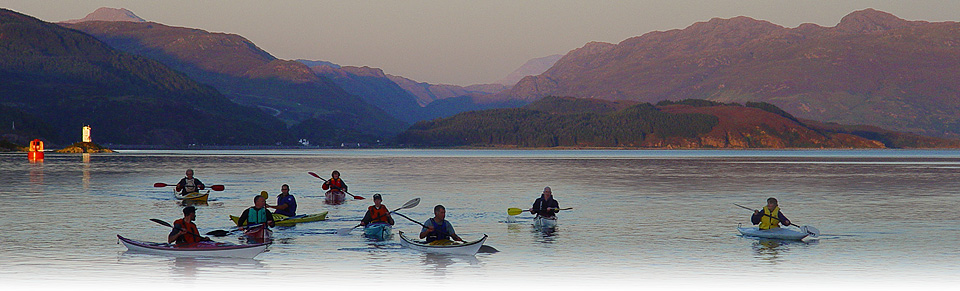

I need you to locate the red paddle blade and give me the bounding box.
[154,183,168,187]
[308,172,321,179]
[353,196,365,200]
[210,185,225,191]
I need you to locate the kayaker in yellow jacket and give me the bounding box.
[420,204,464,244]
[751,197,792,230]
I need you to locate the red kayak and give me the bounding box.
[324,190,346,205]
[243,224,273,243]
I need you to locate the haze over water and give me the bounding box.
[1,149,958,289]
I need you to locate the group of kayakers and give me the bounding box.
[167,169,567,246]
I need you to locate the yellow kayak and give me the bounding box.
[230,211,328,227]
[174,190,209,202]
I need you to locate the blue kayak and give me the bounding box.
[363,223,392,241]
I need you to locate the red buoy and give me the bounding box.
[28,139,44,162]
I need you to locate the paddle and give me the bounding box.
[154,183,224,191]
[507,207,572,216]
[307,172,364,200]
[733,203,820,237]
[205,223,266,237]
[337,197,421,236]
[149,218,209,240]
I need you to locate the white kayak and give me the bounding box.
[118,235,269,258]
[398,231,487,256]
[533,216,558,229]
[738,225,809,241]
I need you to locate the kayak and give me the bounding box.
[174,189,209,202]
[533,216,558,229]
[738,225,808,241]
[363,223,392,241]
[398,231,487,256]
[244,224,273,243]
[230,212,328,227]
[325,190,346,204]
[117,235,268,258]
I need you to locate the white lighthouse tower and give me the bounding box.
[82,125,92,143]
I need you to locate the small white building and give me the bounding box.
[82,125,92,143]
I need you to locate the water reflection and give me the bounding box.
[747,237,817,264]
[82,154,91,190]
[420,253,480,277]
[170,256,266,280]
[29,162,43,186]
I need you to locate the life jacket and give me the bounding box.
[759,206,781,230]
[425,218,451,243]
[173,218,200,244]
[246,207,269,224]
[323,178,345,190]
[367,205,391,223]
[182,178,197,193]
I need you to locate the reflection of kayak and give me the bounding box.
[174,190,209,202]
[533,216,557,229]
[363,223,392,241]
[325,190,346,204]
[398,231,487,255]
[738,225,808,241]
[117,235,268,258]
[229,212,328,227]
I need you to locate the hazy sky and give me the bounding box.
[4,0,960,85]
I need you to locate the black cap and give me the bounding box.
[373,193,382,200]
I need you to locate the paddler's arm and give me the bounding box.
[237,209,250,229]
[779,212,791,226]
[196,178,205,190]
[168,224,182,243]
[419,220,434,239]
[266,209,276,227]
[751,211,762,225]
[175,178,185,193]
[448,224,464,242]
[360,211,373,226]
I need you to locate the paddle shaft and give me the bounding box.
[308,172,363,199]
[733,203,800,228]
[154,183,224,191]
[392,212,427,228]
[149,219,207,240]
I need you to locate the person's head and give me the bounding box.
[542,187,553,199]
[373,193,382,206]
[331,170,340,179]
[183,206,196,221]
[254,195,266,208]
[280,184,290,195]
[185,169,194,178]
[433,204,446,220]
[766,197,778,209]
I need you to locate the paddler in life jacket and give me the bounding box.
[321,170,348,192]
[530,186,560,219]
[237,195,276,230]
[751,197,792,230]
[267,184,297,217]
[420,205,464,244]
[360,193,395,226]
[174,169,206,194]
[167,206,210,244]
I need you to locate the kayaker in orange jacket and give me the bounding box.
[168,206,210,244]
[321,170,348,192]
[360,193,395,226]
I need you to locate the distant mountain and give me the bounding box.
[503,9,960,138]
[400,96,959,148]
[495,54,563,86]
[310,65,423,123]
[295,59,340,68]
[0,8,289,145]
[62,19,406,137]
[61,7,145,23]
[386,74,508,106]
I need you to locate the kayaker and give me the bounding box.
[167,206,210,244]
[751,197,792,230]
[321,170,348,192]
[529,186,560,219]
[360,193,395,226]
[237,195,276,229]
[419,204,464,244]
[268,184,297,217]
[174,169,205,194]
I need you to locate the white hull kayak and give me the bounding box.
[534,216,558,229]
[738,226,808,241]
[398,231,487,255]
[118,235,268,258]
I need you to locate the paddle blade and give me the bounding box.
[507,208,525,216]
[336,228,354,236]
[352,195,365,200]
[149,218,172,228]
[308,172,323,180]
[400,197,421,210]
[154,183,169,187]
[210,185,225,191]
[206,230,231,237]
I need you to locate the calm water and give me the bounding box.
[1,149,959,290]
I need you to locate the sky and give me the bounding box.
[4,0,960,85]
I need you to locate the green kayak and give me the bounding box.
[230,211,328,226]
